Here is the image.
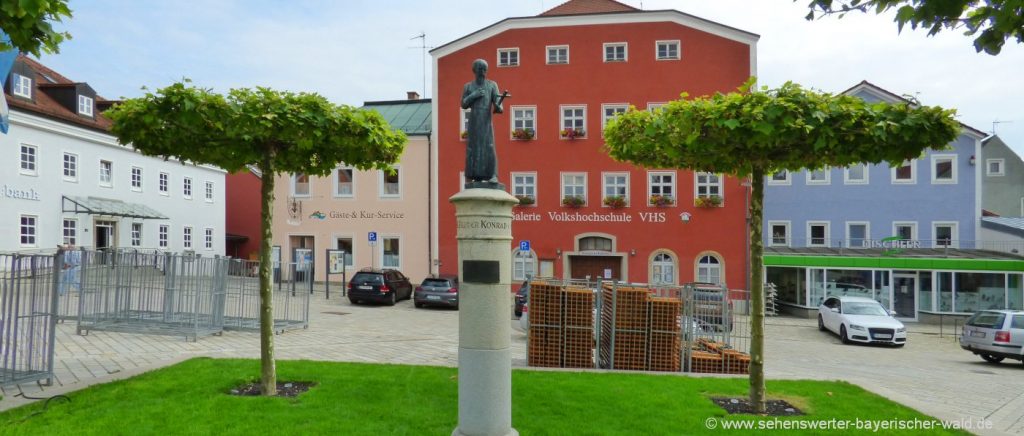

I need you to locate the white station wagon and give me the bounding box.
[818,296,907,346]
[960,310,1024,366]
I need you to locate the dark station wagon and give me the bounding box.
[347,268,413,306]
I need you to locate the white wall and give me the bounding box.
[0,110,226,255]
[978,226,1024,255]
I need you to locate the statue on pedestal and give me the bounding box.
[461,59,509,190]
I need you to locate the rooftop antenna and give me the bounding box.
[992,119,1013,135]
[409,32,433,99]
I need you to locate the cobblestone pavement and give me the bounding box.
[2,295,1023,434]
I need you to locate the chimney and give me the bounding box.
[407,91,420,100]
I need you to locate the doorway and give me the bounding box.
[94,221,117,250]
[892,272,918,321]
[569,255,622,281]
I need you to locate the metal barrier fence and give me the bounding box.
[222,259,310,333]
[527,279,752,375]
[1,254,58,388]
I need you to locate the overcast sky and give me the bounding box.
[38,0,1024,156]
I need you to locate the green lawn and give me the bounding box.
[0,358,966,435]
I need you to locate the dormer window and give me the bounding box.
[12,74,31,98]
[78,95,94,116]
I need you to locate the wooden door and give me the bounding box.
[569,256,621,281]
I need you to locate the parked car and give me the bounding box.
[347,268,413,306]
[818,296,906,346]
[517,302,529,332]
[686,282,731,330]
[414,275,459,308]
[960,310,1024,365]
[514,280,529,318]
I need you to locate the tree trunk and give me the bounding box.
[748,168,766,413]
[258,161,277,396]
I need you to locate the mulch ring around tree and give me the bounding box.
[229,381,316,398]
[711,397,805,416]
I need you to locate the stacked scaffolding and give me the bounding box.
[527,282,596,368]
[691,338,750,374]
[0,254,58,388]
[222,259,311,333]
[598,283,648,370]
[648,296,682,372]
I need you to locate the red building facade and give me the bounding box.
[431,1,758,289]
[225,169,262,260]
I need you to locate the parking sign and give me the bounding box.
[368,231,377,244]
[519,240,530,252]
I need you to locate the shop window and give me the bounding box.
[12,73,32,98]
[158,225,169,248]
[874,270,891,310]
[766,267,806,306]
[334,168,354,197]
[807,167,830,185]
[512,173,536,203]
[20,144,37,175]
[497,48,519,67]
[648,171,675,204]
[919,272,934,312]
[768,221,790,247]
[513,249,537,281]
[892,160,916,184]
[937,272,953,312]
[62,219,77,246]
[955,272,1006,312]
[19,215,36,246]
[292,173,310,197]
[933,222,958,248]
[63,153,78,181]
[131,166,143,191]
[159,172,169,194]
[809,269,826,306]
[561,173,586,204]
[602,173,628,206]
[511,106,535,138]
[651,252,675,285]
[380,167,401,198]
[99,160,113,186]
[846,222,869,248]
[131,223,142,247]
[768,170,790,185]
[546,45,569,64]
[696,255,722,284]
[1010,274,1023,310]
[807,222,829,247]
[931,154,957,184]
[579,236,612,252]
[986,159,1005,176]
[695,172,722,198]
[603,42,627,62]
[844,163,868,184]
[826,269,874,300]
[336,238,354,267]
[656,40,680,60]
[382,237,400,268]
[183,227,193,249]
[183,177,193,199]
[204,228,213,250]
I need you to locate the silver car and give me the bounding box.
[960,310,1024,365]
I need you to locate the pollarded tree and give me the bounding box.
[106,82,406,395]
[604,80,959,413]
[0,0,73,56]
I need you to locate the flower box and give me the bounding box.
[560,128,586,139]
[649,194,675,207]
[602,195,627,209]
[512,128,535,140]
[561,195,585,208]
[460,131,468,140]
[515,195,535,206]
[694,195,723,208]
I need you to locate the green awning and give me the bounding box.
[62,195,168,220]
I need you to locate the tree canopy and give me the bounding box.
[0,0,73,56]
[805,0,1024,55]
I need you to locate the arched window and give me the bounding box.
[652,253,675,284]
[513,249,537,281]
[578,236,613,252]
[697,255,722,284]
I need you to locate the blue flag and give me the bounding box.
[0,32,18,134]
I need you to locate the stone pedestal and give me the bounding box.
[450,188,519,436]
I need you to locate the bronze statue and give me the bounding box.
[461,59,509,190]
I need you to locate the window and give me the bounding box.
[768,221,790,247]
[159,172,169,194]
[99,160,113,186]
[183,227,193,249]
[380,167,401,198]
[561,173,587,204]
[651,252,675,284]
[335,238,354,267]
[20,144,37,175]
[20,215,37,246]
[78,95,94,116]
[62,219,77,246]
[183,177,193,199]
[656,40,680,60]
[892,160,916,184]
[12,73,31,98]
[292,173,310,197]
[695,172,722,198]
[131,223,142,247]
[846,222,869,248]
[767,170,790,185]
[204,228,213,249]
[844,163,868,184]
[808,222,830,247]
[931,154,957,184]
[893,222,917,241]
[539,260,554,278]
[647,103,667,112]
[512,172,536,202]
[807,167,830,185]
[987,159,1005,176]
[603,42,627,62]
[513,249,537,281]
[497,48,519,67]
[334,167,354,197]
[560,105,586,137]
[460,109,470,139]
[158,225,169,248]
[579,236,613,252]
[382,237,400,268]
[648,171,675,204]
[131,166,143,190]
[511,106,535,138]
[546,45,568,64]
[697,255,722,284]
[63,153,78,181]
[601,104,628,133]
[603,172,628,205]
[205,181,214,201]
[933,222,958,248]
